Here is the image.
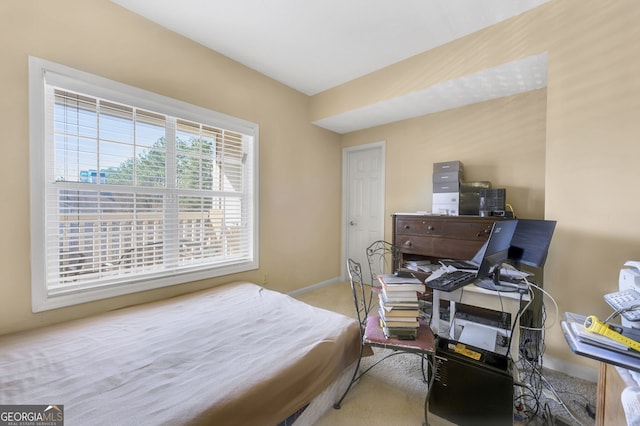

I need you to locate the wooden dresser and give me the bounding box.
[392,213,500,266]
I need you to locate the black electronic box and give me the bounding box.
[429,337,514,426]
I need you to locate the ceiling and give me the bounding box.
[111,0,549,133]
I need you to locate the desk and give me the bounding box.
[431,280,530,361]
[561,314,640,373]
[597,363,631,426]
[561,314,640,426]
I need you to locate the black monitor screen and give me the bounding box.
[508,219,557,268]
[477,220,518,280]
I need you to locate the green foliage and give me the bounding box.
[105,136,215,211]
[176,136,214,191]
[106,136,214,190]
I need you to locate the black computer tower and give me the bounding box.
[429,338,514,426]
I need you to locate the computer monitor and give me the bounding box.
[475,220,518,292]
[507,219,557,269]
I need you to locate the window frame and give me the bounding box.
[29,56,259,312]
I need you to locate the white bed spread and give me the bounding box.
[0,282,360,425]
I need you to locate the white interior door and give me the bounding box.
[342,141,385,280]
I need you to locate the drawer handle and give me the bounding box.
[404,225,410,229]
[404,241,412,247]
[476,228,491,237]
[427,226,434,231]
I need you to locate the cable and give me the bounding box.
[514,361,546,422]
[505,203,515,217]
[605,304,640,323]
[513,381,541,420]
[513,302,551,424]
[423,353,437,426]
[519,280,559,331]
[506,290,526,361]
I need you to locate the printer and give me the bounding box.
[619,261,640,328]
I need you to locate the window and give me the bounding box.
[29,57,259,312]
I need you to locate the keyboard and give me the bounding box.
[426,270,477,292]
[440,259,478,270]
[604,289,640,321]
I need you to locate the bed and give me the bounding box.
[0,281,360,425]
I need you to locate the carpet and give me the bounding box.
[314,347,597,426]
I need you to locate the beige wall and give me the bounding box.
[544,0,640,367]
[0,0,342,334]
[325,0,640,369]
[341,89,547,232]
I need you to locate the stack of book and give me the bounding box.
[377,273,424,339]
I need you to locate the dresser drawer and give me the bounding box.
[396,216,493,239]
[395,235,485,259]
[445,220,493,241]
[395,217,449,237]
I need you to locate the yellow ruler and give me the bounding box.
[584,315,640,352]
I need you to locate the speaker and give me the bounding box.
[479,188,506,216]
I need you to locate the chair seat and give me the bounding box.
[364,315,436,353]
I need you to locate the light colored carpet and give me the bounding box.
[295,282,597,426]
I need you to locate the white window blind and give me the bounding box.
[30,57,258,311]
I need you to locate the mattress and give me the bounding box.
[0,281,360,425]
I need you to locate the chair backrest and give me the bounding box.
[366,240,400,286]
[346,258,370,329]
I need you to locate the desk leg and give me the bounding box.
[431,290,440,336]
[450,300,456,340]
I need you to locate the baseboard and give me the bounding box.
[287,277,342,297]
[542,354,599,383]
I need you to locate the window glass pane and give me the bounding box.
[220,131,244,192]
[134,111,167,187]
[54,91,97,139]
[54,136,98,183]
[131,141,166,188]
[50,97,254,288]
[99,101,133,143]
[176,119,216,191]
[54,189,166,286]
[177,195,247,264]
[136,111,166,149]
[178,195,209,263]
[100,141,134,174]
[54,91,99,182]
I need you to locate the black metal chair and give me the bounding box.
[365,240,400,288]
[333,258,437,425]
[362,240,400,311]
